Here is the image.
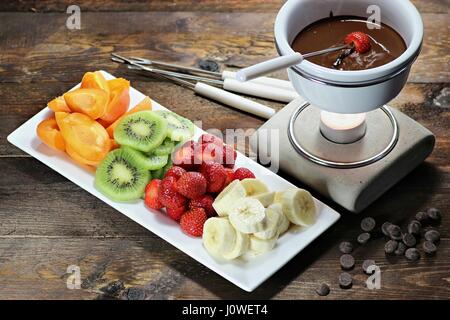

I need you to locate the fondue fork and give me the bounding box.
[112,53,298,103]
[127,56,296,92]
[236,45,348,82]
[112,54,276,119]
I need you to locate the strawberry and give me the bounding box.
[223,168,235,187]
[180,207,208,237]
[175,172,207,199]
[189,194,216,217]
[164,166,186,180]
[200,142,223,164]
[233,167,255,180]
[158,176,187,209]
[166,205,186,222]
[198,133,223,147]
[171,141,202,170]
[222,144,237,168]
[344,31,371,54]
[200,162,227,193]
[144,179,163,210]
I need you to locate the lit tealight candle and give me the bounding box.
[320,111,367,144]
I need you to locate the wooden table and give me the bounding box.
[0,0,448,300]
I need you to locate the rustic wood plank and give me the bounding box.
[0,0,448,13]
[0,12,448,84]
[0,236,448,299]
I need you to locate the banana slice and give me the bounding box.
[203,217,237,259]
[250,191,275,207]
[223,230,249,260]
[273,191,284,203]
[241,178,269,196]
[250,234,278,253]
[254,206,282,239]
[268,203,290,235]
[280,188,317,227]
[212,180,247,217]
[229,198,267,234]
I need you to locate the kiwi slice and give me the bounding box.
[95,148,150,202]
[114,111,168,153]
[121,146,168,171]
[153,138,175,156]
[154,110,194,142]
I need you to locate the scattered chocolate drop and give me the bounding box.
[407,220,422,236]
[361,217,376,232]
[395,242,407,256]
[340,254,355,270]
[423,241,437,255]
[362,259,376,274]
[402,233,417,247]
[405,248,421,262]
[316,283,331,296]
[338,272,353,289]
[339,241,354,254]
[424,229,440,243]
[357,232,371,244]
[198,59,220,72]
[388,225,402,241]
[385,240,398,254]
[426,208,441,222]
[415,211,428,223]
[381,222,392,237]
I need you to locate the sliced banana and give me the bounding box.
[250,191,275,207]
[267,203,290,235]
[241,178,269,196]
[250,234,278,253]
[254,206,282,240]
[273,191,284,203]
[229,198,267,234]
[212,180,247,217]
[281,188,317,227]
[223,230,249,260]
[203,217,237,259]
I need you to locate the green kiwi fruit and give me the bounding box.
[154,110,194,142]
[95,148,150,202]
[152,138,175,156]
[114,111,168,153]
[151,167,165,180]
[162,156,173,176]
[121,146,168,171]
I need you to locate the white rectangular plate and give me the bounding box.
[7,71,340,292]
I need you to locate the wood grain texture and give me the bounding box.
[1,0,449,13]
[0,1,449,300]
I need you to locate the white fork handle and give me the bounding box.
[223,78,298,103]
[221,70,295,92]
[194,83,276,119]
[236,53,304,82]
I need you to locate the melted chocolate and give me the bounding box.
[292,16,406,70]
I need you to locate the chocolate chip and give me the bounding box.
[198,59,220,72]
[339,241,354,254]
[402,233,417,247]
[382,222,392,236]
[407,220,422,236]
[340,254,355,270]
[388,225,402,241]
[357,232,371,244]
[426,208,441,222]
[385,240,398,254]
[423,241,437,255]
[361,217,376,232]
[315,283,330,296]
[415,211,428,223]
[338,272,352,289]
[405,248,421,261]
[424,229,440,243]
[362,259,376,274]
[395,242,407,256]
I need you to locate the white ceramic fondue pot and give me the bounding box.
[273,0,423,114]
